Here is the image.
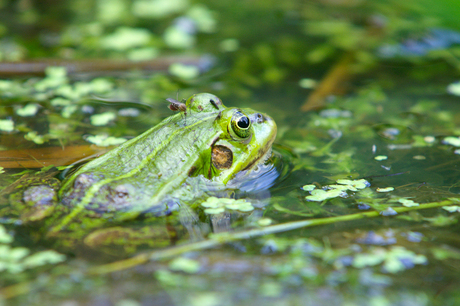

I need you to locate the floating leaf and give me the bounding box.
[442,205,460,213]
[398,198,419,207]
[336,179,370,190]
[22,250,66,268]
[0,119,14,132]
[85,134,127,146]
[169,257,201,274]
[443,136,460,147]
[0,225,13,244]
[301,184,316,191]
[376,187,394,193]
[16,104,39,117]
[374,155,388,161]
[305,189,345,201]
[90,112,116,126]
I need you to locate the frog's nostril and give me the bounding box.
[252,113,265,124]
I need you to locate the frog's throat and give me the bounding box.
[50,113,217,235]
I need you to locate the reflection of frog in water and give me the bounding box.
[2,93,277,255]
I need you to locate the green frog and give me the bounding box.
[2,93,277,254]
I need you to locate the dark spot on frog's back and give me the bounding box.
[61,173,101,206]
[23,185,56,206]
[74,173,99,190]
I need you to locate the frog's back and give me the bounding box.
[60,105,222,215]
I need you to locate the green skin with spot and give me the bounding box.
[45,93,277,239]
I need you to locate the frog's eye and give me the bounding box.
[231,111,251,138]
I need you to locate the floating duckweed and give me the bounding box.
[101,27,152,51]
[132,0,189,19]
[257,218,273,226]
[169,63,199,79]
[0,224,65,273]
[164,26,195,49]
[203,207,224,214]
[187,4,216,33]
[398,198,419,207]
[304,179,370,202]
[376,187,394,193]
[299,78,317,89]
[201,197,254,214]
[0,80,13,90]
[305,189,345,202]
[86,134,127,146]
[442,205,460,213]
[16,104,39,117]
[443,136,460,147]
[219,38,239,52]
[352,246,427,273]
[447,81,460,96]
[374,155,388,161]
[50,97,71,107]
[169,257,201,274]
[90,112,116,126]
[413,155,426,160]
[62,105,78,118]
[24,131,46,144]
[336,179,370,190]
[328,184,351,191]
[127,47,159,61]
[0,119,14,132]
[301,184,316,191]
[0,225,13,243]
[45,66,67,79]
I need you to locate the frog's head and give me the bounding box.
[188,93,277,184]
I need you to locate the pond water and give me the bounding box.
[1,0,460,305]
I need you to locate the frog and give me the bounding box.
[1,93,277,254]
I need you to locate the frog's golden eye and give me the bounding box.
[231,111,251,138]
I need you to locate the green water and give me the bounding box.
[1,0,460,305]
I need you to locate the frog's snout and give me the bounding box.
[251,112,271,124]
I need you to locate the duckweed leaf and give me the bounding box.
[203,207,225,215]
[353,246,427,273]
[169,257,201,274]
[0,119,14,132]
[443,136,460,147]
[374,155,388,161]
[85,134,127,146]
[24,131,46,144]
[22,250,66,268]
[336,179,370,190]
[0,225,13,244]
[301,184,316,191]
[90,112,116,126]
[257,218,272,226]
[398,198,419,207]
[442,205,460,213]
[305,189,346,202]
[16,104,39,117]
[376,187,394,193]
[201,197,254,214]
[169,63,200,79]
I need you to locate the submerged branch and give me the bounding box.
[301,52,355,112]
[0,145,110,169]
[0,56,211,77]
[89,199,454,275]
